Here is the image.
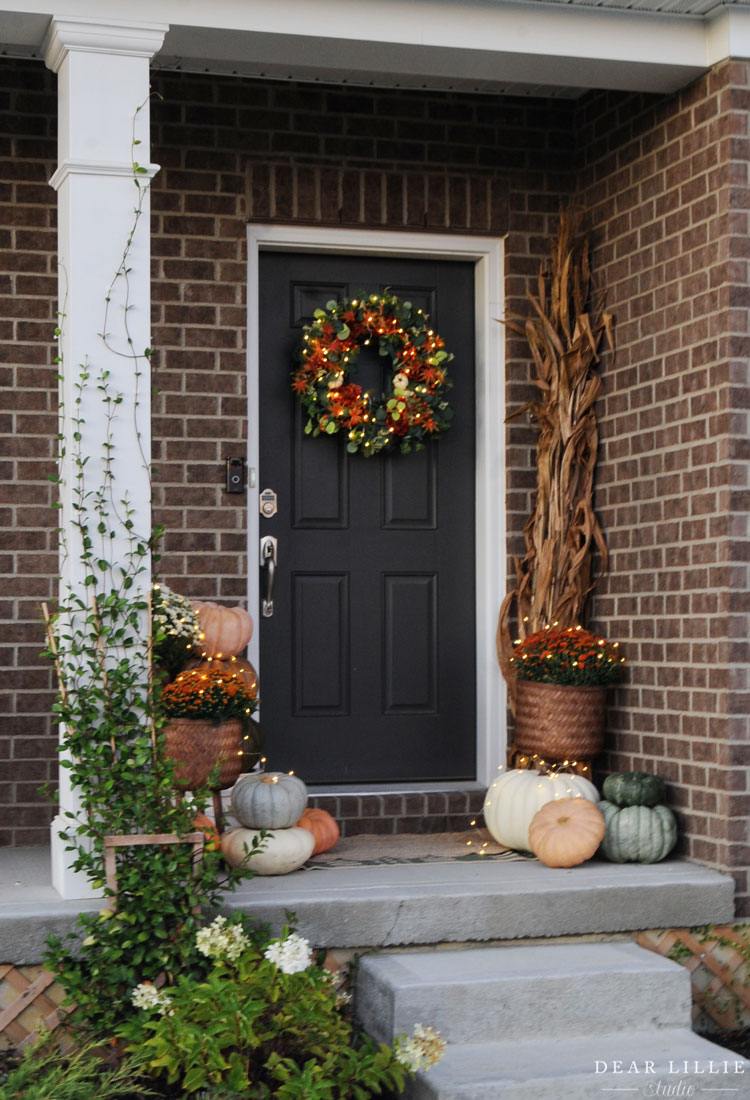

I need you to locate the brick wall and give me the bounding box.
[0,62,58,846]
[574,62,750,914]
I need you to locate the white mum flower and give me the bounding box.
[151,583,202,643]
[263,931,313,975]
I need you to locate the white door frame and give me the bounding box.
[246,224,506,790]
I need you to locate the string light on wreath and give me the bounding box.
[292,291,455,457]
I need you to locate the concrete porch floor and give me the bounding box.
[0,843,735,963]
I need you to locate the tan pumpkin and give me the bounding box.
[528,797,606,868]
[191,601,254,658]
[296,808,340,855]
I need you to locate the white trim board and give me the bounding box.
[246,224,507,790]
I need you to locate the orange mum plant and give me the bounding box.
[510,625,625,687]
[162,665,258,725]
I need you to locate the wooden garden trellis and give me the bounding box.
[0,832,204,1050]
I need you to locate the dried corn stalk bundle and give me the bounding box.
[497,211,614,699]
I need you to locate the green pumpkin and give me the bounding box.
[602,771,666,808]
[598,800,678,863]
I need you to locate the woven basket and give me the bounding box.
[164,718,244,790]
[513,680,606,761]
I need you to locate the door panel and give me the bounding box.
[382,449,437,529]
[382,573,437,713]
[258,251,476,784]
[292,573,350,715]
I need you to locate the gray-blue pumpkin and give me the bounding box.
[231,772,308,829]
[598,800,677,863]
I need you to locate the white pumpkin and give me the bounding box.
[483,767,600,852]
[230,772,308,829]
[221,826,315,875]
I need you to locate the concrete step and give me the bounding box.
[0,846,734,962]
[400,1029,749,1100]
[356,943,750,1098]
[357,942,691,1044]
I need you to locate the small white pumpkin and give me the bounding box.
[483,767,600,852]
[230,772,308,829]
[221,826,315,875]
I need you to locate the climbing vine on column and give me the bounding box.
[42,101,247,1037]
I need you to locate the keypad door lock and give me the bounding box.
[259,488,277,518]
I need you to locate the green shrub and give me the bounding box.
[119,917,443,1099]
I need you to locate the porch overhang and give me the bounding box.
[2,0,750,97]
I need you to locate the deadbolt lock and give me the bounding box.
[259,488,278,518]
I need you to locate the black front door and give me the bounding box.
[258,251,476,784]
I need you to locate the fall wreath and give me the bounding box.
[292,291,454,456]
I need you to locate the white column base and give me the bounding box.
[50,816,104,900]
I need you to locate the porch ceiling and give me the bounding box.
[2,0,750,98]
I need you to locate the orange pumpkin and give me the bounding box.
[193,811,220,852]
[295,808,340,855]
[191,601,254,658]
[528,797,605,868]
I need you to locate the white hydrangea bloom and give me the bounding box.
[395,1024,445,1074]
[131,982,174,1016]
[263,931,313,975]
[196,915,250,961]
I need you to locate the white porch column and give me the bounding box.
[43,18,167,898]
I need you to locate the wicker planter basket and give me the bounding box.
[164,717,244,790]
[513,680,607,761]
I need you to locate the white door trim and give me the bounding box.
[246,224,506,789]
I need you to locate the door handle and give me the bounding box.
[260,536,278,618]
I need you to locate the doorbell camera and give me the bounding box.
[225,457,245,493]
